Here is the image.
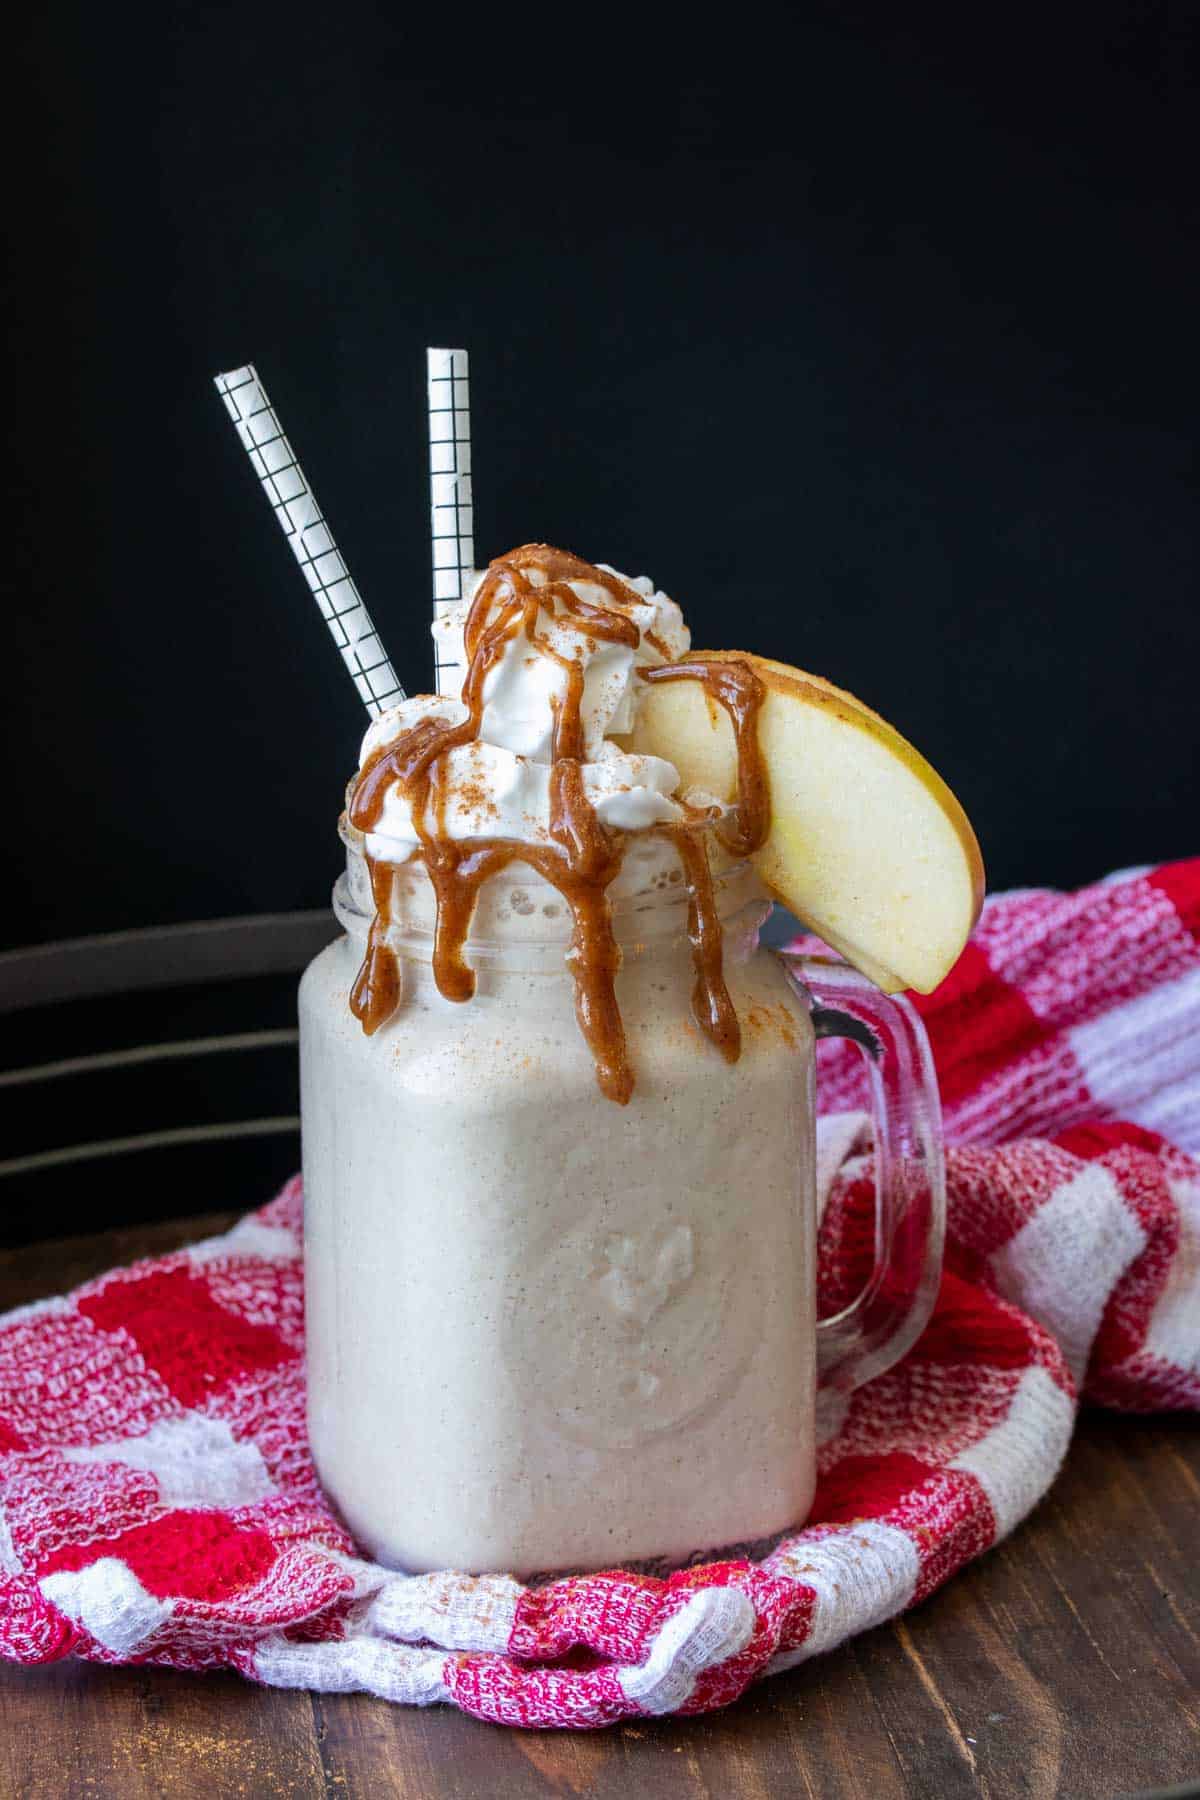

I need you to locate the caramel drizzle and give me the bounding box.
[663,825,742,1064]
[639,658,769,1068]
[639,657,770,859]
[346,545,769,1104]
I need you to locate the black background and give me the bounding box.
[5,3,1198,955]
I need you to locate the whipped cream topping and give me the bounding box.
[344,543,770,1100]
[359,562,712,865]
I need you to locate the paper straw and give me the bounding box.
[427,348,474,696]
[214,364,405,717]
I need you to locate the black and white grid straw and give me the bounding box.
[427,348,474,696]
[213,365,405,717]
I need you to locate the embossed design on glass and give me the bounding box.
[594,1225,694,1331]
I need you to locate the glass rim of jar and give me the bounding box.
[334,816,771,972]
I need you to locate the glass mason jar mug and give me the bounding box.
[299,827,945,1576]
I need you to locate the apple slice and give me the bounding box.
[625,651,984,993]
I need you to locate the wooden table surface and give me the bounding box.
[0,1217,1196,1800]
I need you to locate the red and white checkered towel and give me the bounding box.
[1,861,1197,1728]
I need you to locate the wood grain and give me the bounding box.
[0,1218,1197,1800]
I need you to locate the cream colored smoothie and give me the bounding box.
[300,543,980,1574]
[302,856,817,1572]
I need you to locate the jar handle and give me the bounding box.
[777,954,946,1397]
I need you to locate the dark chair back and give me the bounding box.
[0,912,338,1246]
